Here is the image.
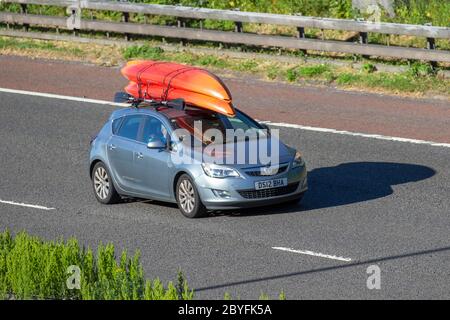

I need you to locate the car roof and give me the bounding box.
[110,105,218,121]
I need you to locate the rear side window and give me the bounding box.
[112,117,124,135]
[116,115,143,141]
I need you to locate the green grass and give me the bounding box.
[336,70,448,94]
[285,64,334,82]
[1,36,448,96]
[0,37,83,56]
[123,45,165,60]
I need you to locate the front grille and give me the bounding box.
[238,183,299,199]
[245,164,289,177]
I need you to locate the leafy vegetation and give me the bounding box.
[0,229,194,300]
[0,229,282,300]
[2,0,446,26]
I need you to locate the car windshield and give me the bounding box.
[169,108,267,145]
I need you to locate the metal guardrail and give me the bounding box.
[1,0,449,62]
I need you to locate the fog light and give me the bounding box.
[212,189,231,198]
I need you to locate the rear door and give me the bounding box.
[132,115,172,199]
[106,115,145,193]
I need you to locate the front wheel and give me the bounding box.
[92,162,121,204]
[176,174,207,218]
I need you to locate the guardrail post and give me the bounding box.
[177,18,186,28]
[425,23,438,69]
[296,26,307,55]
[177,18,186,46]
[359,32,368,45]
[359,31,370,59]
[427,37,437,69]
[122,12,130,41]
[66,5,81,37]
[20,4,29,32]
[427,37,436,50]
[235,21,243,33]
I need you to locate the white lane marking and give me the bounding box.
[1,87,449,148]
[0,199,55,211]
[0,87,128,107]
[260,120,450,148]
[272,246,352,262]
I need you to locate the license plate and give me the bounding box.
[255,178,287,190]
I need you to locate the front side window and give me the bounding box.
[141,116,168,145]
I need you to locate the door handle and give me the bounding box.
[136,152,144,159]
[108,144,116,150]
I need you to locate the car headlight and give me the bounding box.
[292,151,305,168]
[202,163,240,178]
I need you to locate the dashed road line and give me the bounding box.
[272,246,352,262]
[0,87,127,107]
[0,199,56,211]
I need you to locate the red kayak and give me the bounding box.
[121,60,235,116]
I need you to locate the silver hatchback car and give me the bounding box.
[89,105,307,218]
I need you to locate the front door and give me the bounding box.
[133,115,172,199]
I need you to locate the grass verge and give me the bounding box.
[0,229,286,300]
[1,36,449,98]
[0,229,193,300]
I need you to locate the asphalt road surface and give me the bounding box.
[1,55,449,143]
[0,90,449,299]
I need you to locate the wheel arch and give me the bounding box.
[89,159,103,179]
[172,170,198,197]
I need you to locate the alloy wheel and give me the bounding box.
[178,179,195,213]
[94,166,110,200]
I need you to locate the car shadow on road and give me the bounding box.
[225,162,436,217]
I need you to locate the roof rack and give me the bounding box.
[113,91,185,111]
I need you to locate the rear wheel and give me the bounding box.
[176,174,207,218]
[92,162,121,204]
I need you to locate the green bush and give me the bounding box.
[196,55,231,69]
[285,64,332,82]
[298,64,331,77]
[266,65,280,80]
[286,67,299,82]
[0,230,193,300]
[362,63,377,74]
[408,62,435,77]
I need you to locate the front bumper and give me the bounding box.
[195,164,308,210]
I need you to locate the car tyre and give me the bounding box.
[92,162,121,204]
[176,174,207,218]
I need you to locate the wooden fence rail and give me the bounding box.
[1,0,449,62]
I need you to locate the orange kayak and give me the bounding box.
[121,60,235,116]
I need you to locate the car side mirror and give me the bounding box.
[147,139,166,149]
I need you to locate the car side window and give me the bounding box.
[116,115,143,141]
[141,116,168,145]
[112,117,124,135]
